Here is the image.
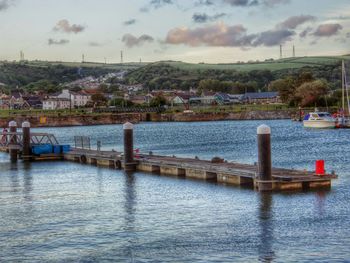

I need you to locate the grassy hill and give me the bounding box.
[16,60,148,70]
[0,60,146,88]
[123,55,348,92]
[159,55,350,72]
[0,55,348,92]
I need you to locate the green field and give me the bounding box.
[2,55,349,72]
[160,55,350,72]
[0,60,147,70]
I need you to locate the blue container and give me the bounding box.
[61,145,71,153]
[53,145,61,154]
[32,144,53,155]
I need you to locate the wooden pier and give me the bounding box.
[1,121,337,192]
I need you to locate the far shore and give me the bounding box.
[0,110,297,128]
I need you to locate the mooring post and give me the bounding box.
[123,122,135,172]
[257,124,273,191]
[9,121,18,162]
[22,121,31,161]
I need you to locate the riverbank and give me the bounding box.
[0,110,293,127]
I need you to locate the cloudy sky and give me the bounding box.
[0,0,349,63]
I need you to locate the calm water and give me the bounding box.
[1,120,350,262]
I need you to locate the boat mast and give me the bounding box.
[345,61,350,115]
[342,60,345,113]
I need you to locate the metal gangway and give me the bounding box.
[0,132,59,150]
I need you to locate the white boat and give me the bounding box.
[303,111,336,128]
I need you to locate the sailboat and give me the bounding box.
[335,60,350,128]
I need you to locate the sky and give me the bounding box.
[0,0,349,63]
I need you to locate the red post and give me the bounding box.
[315,160,325,176]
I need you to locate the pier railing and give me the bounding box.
[0,132,59,148]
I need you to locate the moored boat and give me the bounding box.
[303,111,336,128]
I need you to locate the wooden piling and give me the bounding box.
[123,122,136,172]
[257,124,272,191]
[9,121,18,162]
[22,121,31,161]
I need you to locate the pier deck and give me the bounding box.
[64,148,337,191]
[1,122,337,192]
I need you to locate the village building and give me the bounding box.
[123,93,153,105]
[0,94,9,110]
[243,92,280,104]
[42,98,71,110]
[119,84,144,93]
[23,95,43,109]
[8,90,30,109]
[49,89,91,107]
[189,95,217,105]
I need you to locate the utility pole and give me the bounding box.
[19,51,24,61]
[279,45,282,59]
[82,54,85,63]
[120,51,124,64]
[70,92,72,113]
[293,45,296,58]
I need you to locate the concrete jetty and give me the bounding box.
[0,121,337,192]
[64,148,336,191]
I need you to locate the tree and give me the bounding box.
[98,84,108,93]
[295,79,329,107]
[269,77,296,104]
[91,93,108,107]
[296,71,314,87]
[149,95,167,107]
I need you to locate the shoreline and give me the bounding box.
[0,110,294,128]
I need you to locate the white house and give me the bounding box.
[43,98,71,110]
[49,89,91,107]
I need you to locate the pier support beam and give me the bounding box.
[22,121,31,161]
[123,122,136,172]
[9,121,18,163]
[257,124,273,191]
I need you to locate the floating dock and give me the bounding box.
[0,121,337,192]
[64,148,336,191]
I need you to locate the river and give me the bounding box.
[0,120,349,262]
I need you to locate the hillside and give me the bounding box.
[0,56,348,93]
[161,56,350,72]
[0,60,146,88]
[124,56,349,92]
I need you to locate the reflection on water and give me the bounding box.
[9,162,20,193]
[1,120,350,262]
[23,162,33,202]
[258,193,275,263]
[123,172,137,262]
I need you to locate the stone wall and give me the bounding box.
[0,110,293,128]
[0,113,142,128]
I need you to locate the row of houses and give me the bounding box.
[123,91,279,106]
[0,89,92,110]
[165,91,280,106]
[0,91,42,110]
[44,89,91,109]
[0,89,280,110]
